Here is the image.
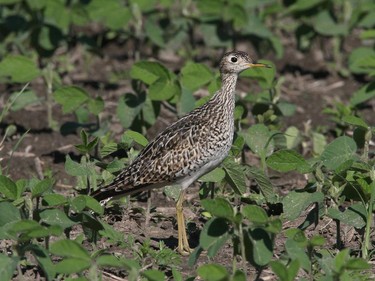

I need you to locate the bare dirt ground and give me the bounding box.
[1,31,374,279]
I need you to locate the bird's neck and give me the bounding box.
[211,73,238,110]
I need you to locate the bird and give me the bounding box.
[91,51,269,255]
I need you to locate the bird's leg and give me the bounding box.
[176,189,193,255]
[144,190,152,238]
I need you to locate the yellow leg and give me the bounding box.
[176,190,193,255]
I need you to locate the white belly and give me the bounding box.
[177,152,228,189]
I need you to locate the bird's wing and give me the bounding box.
[92,114,211,201]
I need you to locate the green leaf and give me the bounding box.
[87,0,131,29]
[71,196,86,212]
[172,268,183,281]
[287,259,300,281]
[0,0,22,4]
[197,0,223,16]
[179,86,196,114]
[345,258,371,270]
[96,255,123,267]
[245,228,273,266]
[70,194,104,214]
[145,18,165,48]
[200,23,231,48]
[342,115,369,129]
[39,209,77,229]
[310,235,326,247]
[278,101,296,117]
[123,130,149,147]
[64,155,92,176]
[116,92,145,129]
[5,220,61,241]
[29,244,56,280]
[0,175,18,200]
[88,97,104,115]
[148,78,180,101]
[242,205,268,224]
[53,86,89,113]
[130,61,170,85]
[286,0,325,13]
[313,10,348,36]
[285,228,308,244]
[265,218,282,234]
[0,254,18,281]
[42,194,67,206]
[43,0,71,31]
[188,246,203,267]
[54,258,91,274]
[142,269,165,281]
[285,239,311,271]
[201,198,234,221]
[285,126,301,149]
[199,167,225,183]
[348,47,375,74]
[36,25,63,51]
[246,166,276,202]
[242,124,274,157]
[142,97,158,125]
[227,3,247,29]
[266,149,311,173]
[82,195,104,215]
[350,81,375,106]
[98,221,125,244]
[334,248,349,272]
[320,136,357,170]
[50,239,90,260]
[197,264,229,281]
[0,202,21,226]
[312,132,327,155]
[180,62,213,91]
[199,218,230,252]
[10,90,40,111]
[100,142,119,158]
[232,270,246,281]
[26,225,62,239]
[223,158,247,195]
[87,137,99,152]
[327,204,366,228]
[282,191,324,221]
[270,261,288,281]
[31,178,54,198]
[0,55,40,82]
[7,219,40,234]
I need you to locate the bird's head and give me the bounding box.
[219,51,270,74]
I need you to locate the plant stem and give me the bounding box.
[45,63,55,130]
[209,182,215,199]
[335,219,342,249]
[362,171,375,259]
[362,128,372,163]
[237,206,248,276]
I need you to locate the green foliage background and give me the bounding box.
[0,0,374,280]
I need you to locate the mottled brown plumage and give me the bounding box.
[92,51,269,254]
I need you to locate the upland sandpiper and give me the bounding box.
[92,51,269,255]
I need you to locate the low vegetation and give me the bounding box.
[0,0,374,280]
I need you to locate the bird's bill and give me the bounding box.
[248,62,271,68]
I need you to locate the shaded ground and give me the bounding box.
[1,33,374,280]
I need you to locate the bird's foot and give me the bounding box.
[178,245,194,256]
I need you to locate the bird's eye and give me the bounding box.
[230,56,238,63]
